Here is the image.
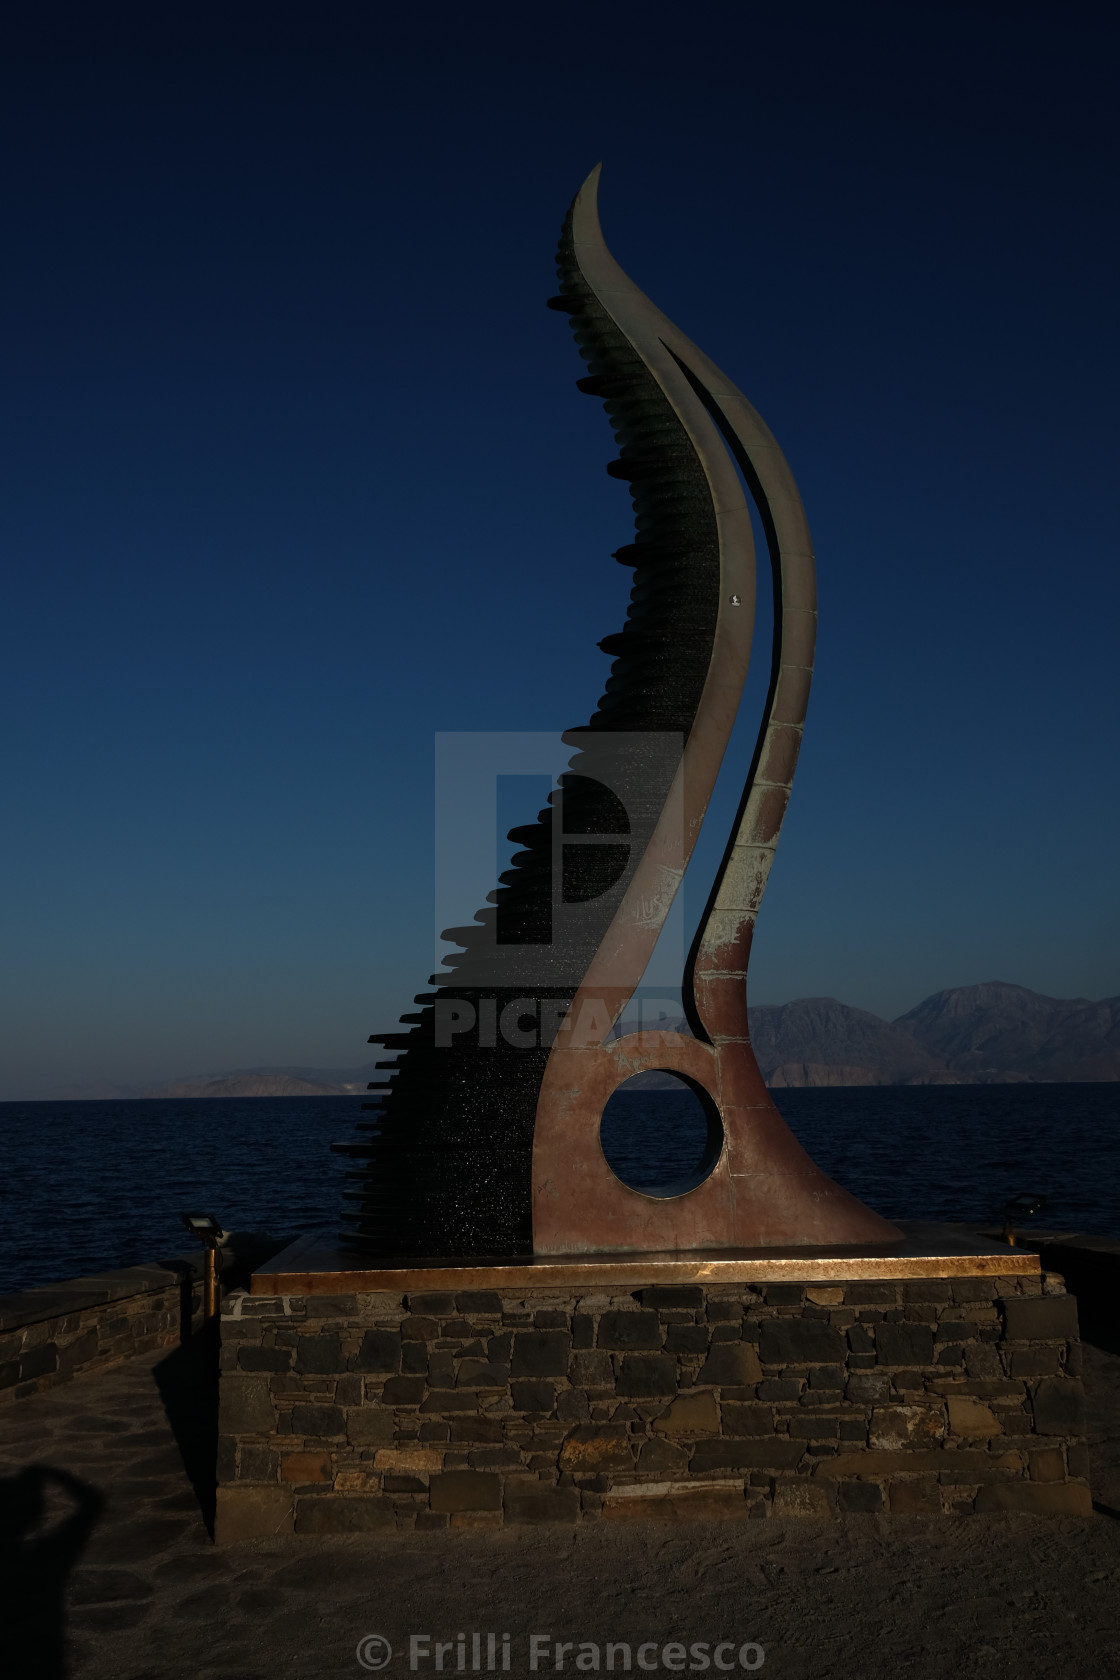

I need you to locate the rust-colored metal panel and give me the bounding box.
[531,168,899,1254]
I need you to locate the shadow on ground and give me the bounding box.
[0,1464,105,1678]
[153,1326,218,1536]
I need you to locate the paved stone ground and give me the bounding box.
[1,1327,1118,1680]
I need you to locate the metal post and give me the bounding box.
[204,1244,219,1319]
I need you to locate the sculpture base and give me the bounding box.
[249,1223,1040,1294]
[215,1226,1090,1540]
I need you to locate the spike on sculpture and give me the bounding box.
[334,168,901,1258]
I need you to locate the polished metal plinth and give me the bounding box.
[250,1221,1039,1296]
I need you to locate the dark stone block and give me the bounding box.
[952,1279,996,1302]
[381,1376,426,1405]
[838,1481,884,1512]
[297,1497,396,1532]
[456,1292,502,1315]
[1002,1294,1079,1342]
[240,1444,278,1480]
[469,1446,523,1469]
[400,1317,440,1341]
[511,1380,557,1412]
[839,1419,867,1442]
[449,1417,505,1442]
[294,1335,344,1374]
[511,1331,570,1377]
[353,1330,401,1373]
[759,1320,845,1365]
[221,1376,276,1434]
[665,1325,709,1354]
[639,1286,704,1311]
[0,1362,20,1390]
[406,1293,456,1315]
[808,1365,845,1389]
[488,1332,513,1363]
[571,1315,594,1349]
[764,1285,805,1305]
[534,1311,569,1329]
[290,1404,345,1438]
[238,1347,291,1373]
[706,1301,742,1322]
[419,1389,478,1413]
[57,1330,99,1373]
[788,1416,839,1439]
[402,1343,428,1374]
[1010,1349,1063,1378]
[697,1343,761,1385]
[637,1436,689,1471]
[216,1434,238,1482]
[504,1483,580,1523]
[721,1404,776,1437]
[456,1361,510,1388]
[427,1352,456,1388]
[597,1311,662,1350]
[935,1321,980,1342]
[439,1319,474,1338]
[876,1324,934,1366]
[556,1388,590,1423]
[903,1281,951,1303]
[19,1344,58,1382]
[615,1355,677,1396]
[889,1479,940,1513]
[302,1295,361,1318]
[1032,1377,1087,1436]
[757,1379,802,1401]
[691,1438,804,1471]
[570,1351,613,1386]
[430,1471,501,1512]
[845,1284,901,1306]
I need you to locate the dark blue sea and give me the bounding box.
[1,1084,1117,1295]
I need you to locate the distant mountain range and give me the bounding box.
[753,982,1120,1086]
[49,1064,377,1101]
[40,983,1120,1098]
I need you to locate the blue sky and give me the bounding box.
[2,3,1117,1097]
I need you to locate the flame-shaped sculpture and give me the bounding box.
[335,167,900,1258]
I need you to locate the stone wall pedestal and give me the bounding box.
[215,1234,1090,1539]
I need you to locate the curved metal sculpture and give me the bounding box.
[335,167,899,1258]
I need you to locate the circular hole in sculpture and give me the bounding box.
[599,1071,724,1199]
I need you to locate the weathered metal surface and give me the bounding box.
[250,1227,1039,1296]
[530,169,898,1254]
[337,167,900,1259]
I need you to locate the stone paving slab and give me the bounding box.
[0,1332,1118,1680]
